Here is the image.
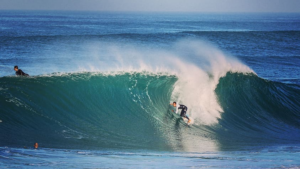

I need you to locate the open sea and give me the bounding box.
[0,11,300,168]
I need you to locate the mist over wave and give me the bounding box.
[46,39,253,124]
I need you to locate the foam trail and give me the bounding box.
[50,39,254,125]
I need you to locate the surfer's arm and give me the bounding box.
[169,104,177,113]
[175,105,179,113]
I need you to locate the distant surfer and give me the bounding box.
[14,65,29,76]
[34,142,38,149]
[171,102,191,124]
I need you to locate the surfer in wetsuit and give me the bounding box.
[14,66,29,76]
[171,102,191,123]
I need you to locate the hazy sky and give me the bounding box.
[0,0,299,13]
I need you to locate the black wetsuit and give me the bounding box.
[178,104,189,120]
[16,69,29,76]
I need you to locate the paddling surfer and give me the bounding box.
[14,66,29,76]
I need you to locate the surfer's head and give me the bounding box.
[14,65,18,71]
[34,142,38,149]
[173,102,176,107]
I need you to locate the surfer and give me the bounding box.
[171,102,191,123]
[14,65,29,76]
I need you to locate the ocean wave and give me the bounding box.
[0,71,299,151]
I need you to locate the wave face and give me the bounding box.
[1,72,300,151]
[215,73,300,149]
[0,73,178,150]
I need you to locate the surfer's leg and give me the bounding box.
[180,111,185,117]
[185,114,190,120]
[181,111,189,120]
[184,113,191,123]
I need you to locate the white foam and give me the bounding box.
[169,40,254,124]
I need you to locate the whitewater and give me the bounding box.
[0,11,300,168]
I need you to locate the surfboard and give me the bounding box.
[0,120,2,123]
[172,111,194,125]
[182,117,194,125]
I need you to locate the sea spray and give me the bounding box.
[57,39,254,124]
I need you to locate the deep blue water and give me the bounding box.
[0,11,300,168]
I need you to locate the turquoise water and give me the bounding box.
[0,11,300,168]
